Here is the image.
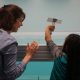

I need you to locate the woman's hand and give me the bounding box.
[22,41,39,64]
[26,41,39,55]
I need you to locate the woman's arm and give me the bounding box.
[3,41,38,79]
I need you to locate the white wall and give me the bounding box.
[0,0,80,32]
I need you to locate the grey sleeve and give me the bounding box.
[3,44,26,79]
[47,40,62,59]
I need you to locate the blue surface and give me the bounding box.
[17,62,54,80]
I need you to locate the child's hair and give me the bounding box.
[62,34,80,80]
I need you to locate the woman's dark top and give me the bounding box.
[0,29,26,80]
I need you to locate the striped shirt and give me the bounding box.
[0,29,26,80]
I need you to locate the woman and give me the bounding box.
[45,25,80,80]
[0,4,38,80]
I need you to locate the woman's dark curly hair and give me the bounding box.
[62,34,80,80]
[0,4,25,31]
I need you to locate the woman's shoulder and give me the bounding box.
[0,29,17,50]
